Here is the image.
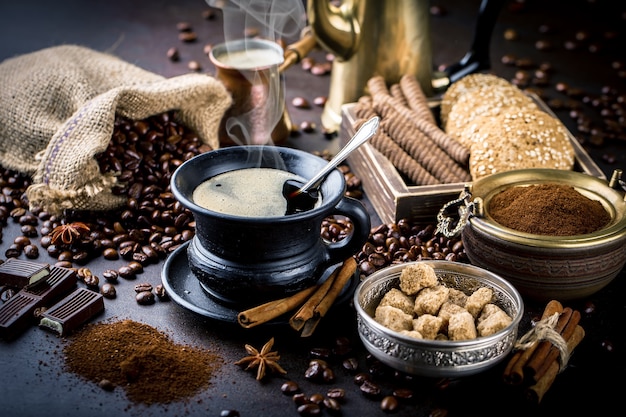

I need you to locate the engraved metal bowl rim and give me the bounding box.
[354,260,524,349]
[468,168,626,249]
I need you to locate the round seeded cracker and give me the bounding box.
[468,108,575,181]
[440,73,512,127]
[446,83,538,148]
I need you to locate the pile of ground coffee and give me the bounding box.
[488,183,610,235]
[63,319,223,405]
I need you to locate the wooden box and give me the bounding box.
[340,94,607,225]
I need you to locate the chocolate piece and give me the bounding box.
[23,266,77,305]
[0,292,42,339]
[0,258,50,289]
[39,288,104,336]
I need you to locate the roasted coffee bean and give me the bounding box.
[100,283,116,299]
[430,408,449,417]
[178,31,197,42]
[98,379,115,392]
[381,395,399,412]
[134,282,153,293]
[323,397,341,415]
[297,403,321,416]
[292,393,310,406]
[313,96,327,107]
[360,380,382,398]
[309,393,324,404]
[353,372,372,386]
[220,410,240,417]
[292,96,311,109]
[326,387,346,401]
[342,357,359,373]
[118,265,136,279]
[155,284,168,300]
[84,274,99,289]
[23,244,39,259]
[103,247,119,260]
[55,261,73,269]
[102,269,119,283]
[281,380,301,395]
[5,243,21,258]
[392,387,414,401]
[166,47,179,61]
[136,290,155,305]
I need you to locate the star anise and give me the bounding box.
[49,222,91,246]
[234,337,287,381]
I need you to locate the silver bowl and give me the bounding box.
[354,261,524,378]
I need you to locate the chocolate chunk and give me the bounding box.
[0,266,77,340]
[23,265,77,304]
[39,288,104,336]
[0,292,42,339]
[0,258,50,289]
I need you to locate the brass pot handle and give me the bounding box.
[435,186,479,238]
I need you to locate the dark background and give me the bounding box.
[0,1,624,416]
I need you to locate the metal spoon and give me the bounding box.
[283,116,380,214]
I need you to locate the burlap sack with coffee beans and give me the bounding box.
[0,44,231,214]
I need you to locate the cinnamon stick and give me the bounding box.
[523,307,573,380]
[525,324,585,405]
[237,285,319,329]
[299,257,357,338]
[502,300,563,385]
[532,309,581,382]
[289,267,338,332]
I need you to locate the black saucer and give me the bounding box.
[161,241,359,325]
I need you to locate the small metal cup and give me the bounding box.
[210,38,291,146]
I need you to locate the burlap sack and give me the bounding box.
[0,44,232,214]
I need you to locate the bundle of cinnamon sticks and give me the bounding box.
[237,257,357,337]
[502,299,585,404]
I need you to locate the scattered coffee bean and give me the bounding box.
[134,282,153,293]
[292,97,311,109]
[98,379,115,391]
[100,283,116,299]
[381,395,399,412]
[166,47,179,62]
[323,397,341,415]
[326,387,346,401]
[220,410,240,417]
[178,31,197,42]
[155,284,168,300]
[297,403,321,416]
[359,380,382,399]
[281,380,301,395]
[136,290,155,305]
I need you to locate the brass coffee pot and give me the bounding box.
[307,0,505,132]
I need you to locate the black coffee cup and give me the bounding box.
[171,145,371,306]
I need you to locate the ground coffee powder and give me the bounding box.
[488,183,610,235]
[63,319,223,405]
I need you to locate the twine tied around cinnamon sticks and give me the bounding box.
[502,299,585,404]
[513,312,570,373]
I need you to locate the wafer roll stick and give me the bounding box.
[367,75,469,166]
[399,74,437,125]
[354,99,440,185]
[381,118,471,183]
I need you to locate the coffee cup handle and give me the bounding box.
[324,196,371,262]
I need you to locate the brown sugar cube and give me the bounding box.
[374,305,413,332]
[413,314,443,340]
[399,263,438,296]
[414,285,450,316]
[379,288,415,316]
[448,311,478,341]
[438,301,468,332]
[465,287,494,318]
[477,309,513,337]
[477,303,506,324]
[399,329,424,339]
[446,288,468,307]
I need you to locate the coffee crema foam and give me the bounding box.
[215,48,283,69]
[193,168,318,217]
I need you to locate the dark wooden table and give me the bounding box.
[0,1,624,416]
